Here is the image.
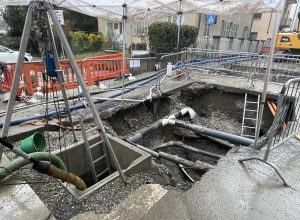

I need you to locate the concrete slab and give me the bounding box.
[142,138,300,220]
[0,155,55,220]
[71,184,167,220]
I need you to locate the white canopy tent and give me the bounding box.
[0,1,284,19]
[0,0,286,148]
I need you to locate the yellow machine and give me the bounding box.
[276,13,300,54]
[276,32,300,54]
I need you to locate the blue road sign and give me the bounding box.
[206,14,217,25]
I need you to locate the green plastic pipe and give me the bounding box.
[0,152,67,181]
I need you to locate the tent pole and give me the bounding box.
[254,2,285,149]
[177,14,182,52]
[176,0,183,52]
[121,3,127,104]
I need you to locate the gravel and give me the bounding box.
[6,160,187,219]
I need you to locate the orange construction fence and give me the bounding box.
[0,53,128,96]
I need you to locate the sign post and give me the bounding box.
[206,14,217,25]
[205,14,217,36]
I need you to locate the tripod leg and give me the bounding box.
[47,3,127,183]
[0,2,35,162]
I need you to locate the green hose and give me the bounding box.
[0,152,67,181]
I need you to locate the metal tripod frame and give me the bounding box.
[0,1,127,183]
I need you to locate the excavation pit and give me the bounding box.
[53,134,152,200]
[106,83,274,183]
[2,83,279,218]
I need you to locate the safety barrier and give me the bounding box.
[80,57,157,92]
[256,54,300,83]
[266,77,300,151]
[239,76,300,186]
[0,53,127,95]
[161,51,188,70]
[3,48,300,97]
[163,49,300,84]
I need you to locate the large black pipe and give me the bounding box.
[127,107,196,143]
[166,119,254,146]
[129,142,214,171]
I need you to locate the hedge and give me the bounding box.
[149,22,198,53]
[69,32,105,53]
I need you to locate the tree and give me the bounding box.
[2,6,98,35]
[149,22,198,53]
[2,6,27,37]
[64,9,98,33]
[1,6,98,54]
[149,22,178,53]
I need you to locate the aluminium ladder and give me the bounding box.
[241,93,260,140]
[80,119,112,183]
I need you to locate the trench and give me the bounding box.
[106,83,274,184]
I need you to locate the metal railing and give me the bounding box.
[187,49,259,74]
[239,76,300,187]
[265,77,300,152]
[164,49,300,85]
[160,51,188,70]
[195,36,214,50]
[3,48,300,103]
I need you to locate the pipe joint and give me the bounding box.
[33,161,50,174]
[127,133,142,143]
[187,107,196,119]
[162,116,176,126]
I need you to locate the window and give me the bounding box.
[106,22,122,35]
[204,24,210,36]
[168,15,178,23]
[253,13,262,19]
[227,22,233,37]
[234,24,239,37]
[221,20,228,37]
[106,22,113,34]
[113,23,118,30]
[242,26,250,39]
[280,36,290,42]
[249,32,258,40]
[133,21,149,36]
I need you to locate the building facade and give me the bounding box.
[97,13,252,49]
[250,0,297,41]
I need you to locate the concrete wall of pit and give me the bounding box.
[52,134,152,199]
